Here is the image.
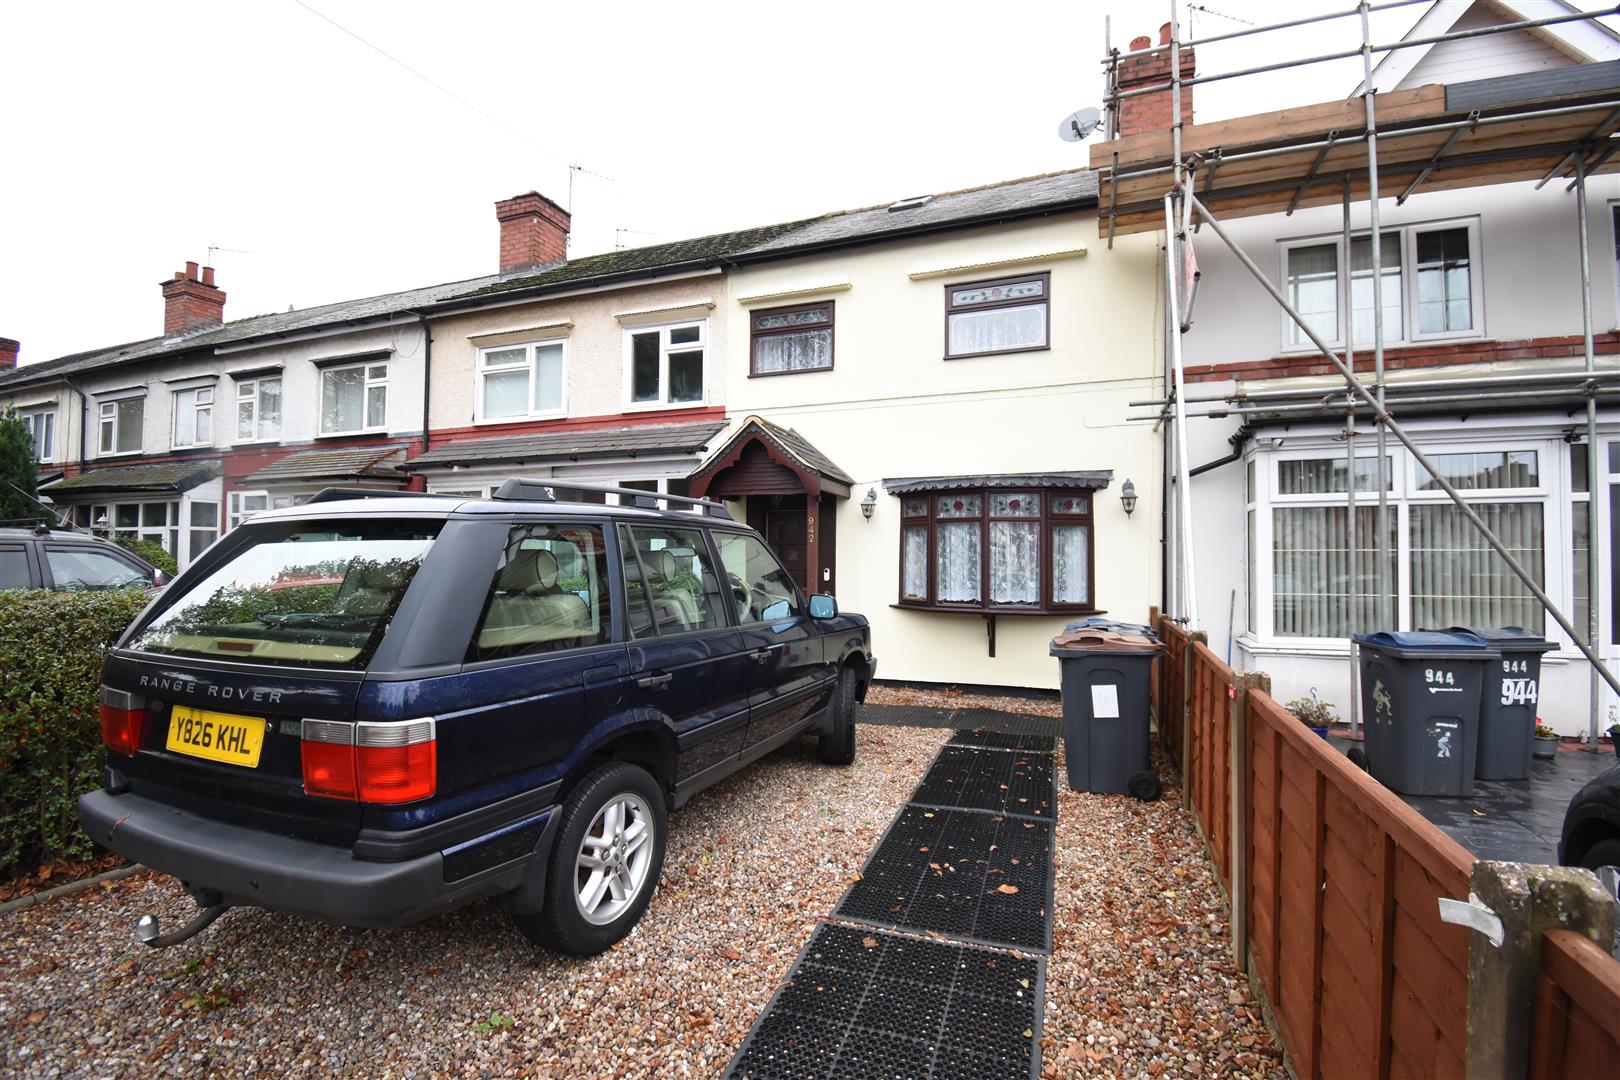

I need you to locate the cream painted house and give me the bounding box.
[690,173,1165,689]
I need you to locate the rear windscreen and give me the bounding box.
[127,520,441,668]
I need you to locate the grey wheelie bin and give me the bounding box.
[1442,625,1557,780]
[1352,630,1498,797]
[1050,629,1165,799]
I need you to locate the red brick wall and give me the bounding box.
[1183,332,1620,384]
[495,191,571,274]
[160,263,225,335]
[1116,38,1195,138]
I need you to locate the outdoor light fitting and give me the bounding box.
[861,488,877,520]
[1119,479,1138,518]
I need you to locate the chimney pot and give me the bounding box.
[0,337,19,371]
[494,190,571,275]
[201,266,216,287]
[185,260,200,280]
[161,262,226,336]
[1130,34,1151,51]
[1159,22,1174,46]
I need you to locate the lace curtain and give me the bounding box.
[1052,524,1089,604]
[947,305,1046,356]
[902,526,928,601]
[989,522,1039,605]
[754,329,832,374]
[936,523,981,603]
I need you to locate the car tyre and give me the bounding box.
[1127,770,1162,801]
[1580,837,1620,900]
[512,761,667,956]
[818,666,858,766]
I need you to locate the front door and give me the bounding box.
[766,511,809,596]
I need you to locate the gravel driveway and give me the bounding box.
[2,711,1283,1078]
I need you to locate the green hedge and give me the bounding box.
[112,535,178,576]
[0,588,150,878]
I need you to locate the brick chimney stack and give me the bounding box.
[495,191,571,275]
[1115,22,1195,138]
[160,261,226,336]
[0,337,18,370]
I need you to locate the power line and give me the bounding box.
[289,0,603,179]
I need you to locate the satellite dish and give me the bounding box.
[1059,107,1103,143]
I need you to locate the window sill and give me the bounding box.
[97,451,145,459]
[748,366,833,379]
[891,603,1101,617]
[316,429,389,439]
[944,345,1051,362]
[475,412,566,425]
[623,400,707,412]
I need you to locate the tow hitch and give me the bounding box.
[134,889,232,949]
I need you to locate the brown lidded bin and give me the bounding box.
[1049,629,1165,799]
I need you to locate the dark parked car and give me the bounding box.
[77,483,874,955]
[1560,762,1620,899]
[0,520,166,592]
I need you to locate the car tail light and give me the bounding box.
[300,718,436,804]
[99,689,146,757]
[300,720,358,800]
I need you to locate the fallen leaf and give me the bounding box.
[26,1011,46,1024]
[861,936,879,949]
[720,947,742,961]
[997,884,1020,895]
[1018,978,1030,988]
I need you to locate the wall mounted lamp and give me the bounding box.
[1119,479,1138,518]
[861,488,877,520]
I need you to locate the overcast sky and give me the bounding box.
[0,0,1575,364]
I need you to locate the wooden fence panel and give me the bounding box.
[1189,643,1234,889]
[1530,929,1620,1079]
[1158,618,1189,765]
[1244,689,1474,1080]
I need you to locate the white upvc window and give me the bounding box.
[1250,437,1558,647]
[320,362,388,435]
[172,386,214,448]
[227,490,269,530]
[477,340,565,422]
[22,406,56,462]
[625,321,705,407]
[234,376,282,442]
[1279,218,1481,351]
[98,396,145,455]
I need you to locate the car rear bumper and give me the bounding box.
[78,788,556,928]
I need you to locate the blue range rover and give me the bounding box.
[78,481,873,955]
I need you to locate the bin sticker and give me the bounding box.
[1424,668,1460,693]
[1500,678,1538,706]
[1091,684,1120,719]
[1431,720,1458,759]
[1373,679,1393,724]
[1505,658,1530,675]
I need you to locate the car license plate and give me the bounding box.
[165,706,266,768]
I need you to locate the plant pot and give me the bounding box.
[1310,726,1330,740]
[1532,735,1559,760]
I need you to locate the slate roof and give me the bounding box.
[241,444,408,486]
[42,459,221,495]
[405,421,726,470]
[697,416,855,487]
[883,471,1114,494]
[1,168,1097,391]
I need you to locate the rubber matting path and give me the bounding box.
[836,804,1054,952]
[725,923,1042,1080]
[947,728,1057,754]
[857,703,1061,738]
[909,745,1056,820]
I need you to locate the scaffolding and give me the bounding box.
[1102,1,1620,747]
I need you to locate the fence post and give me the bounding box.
[1180,629,1208,811]
[1460,862,1618,1079]
[1229,669,1268,972]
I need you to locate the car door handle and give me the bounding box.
[749,648,776,664]
[635,672,673,689]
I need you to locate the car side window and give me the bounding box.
[467,523,609,662]
[621,524,728,636]
[45,546,150,591]
[714,532,804,624]
[0,545,31,590]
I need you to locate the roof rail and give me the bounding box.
[305,487,455,505]
[0,516,52,535]
[492,478,734,520]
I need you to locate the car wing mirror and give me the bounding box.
[808,594,837,619]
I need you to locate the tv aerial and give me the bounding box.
[1058,106,1103,143]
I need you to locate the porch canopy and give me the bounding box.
[1091,60,1620,237]
[241,444,408,490]
[404,421,724,473]
[42,460,219,499]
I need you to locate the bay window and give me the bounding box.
[944,272,1050,359]
[626,322,705,406]
[234,376,282,442]
[321,362,387,434]
[172,386,214,448]
[897,484,1094,612]
[1280,219,1480,350]
[1253,442,1552,643]
[478,340,565,420]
